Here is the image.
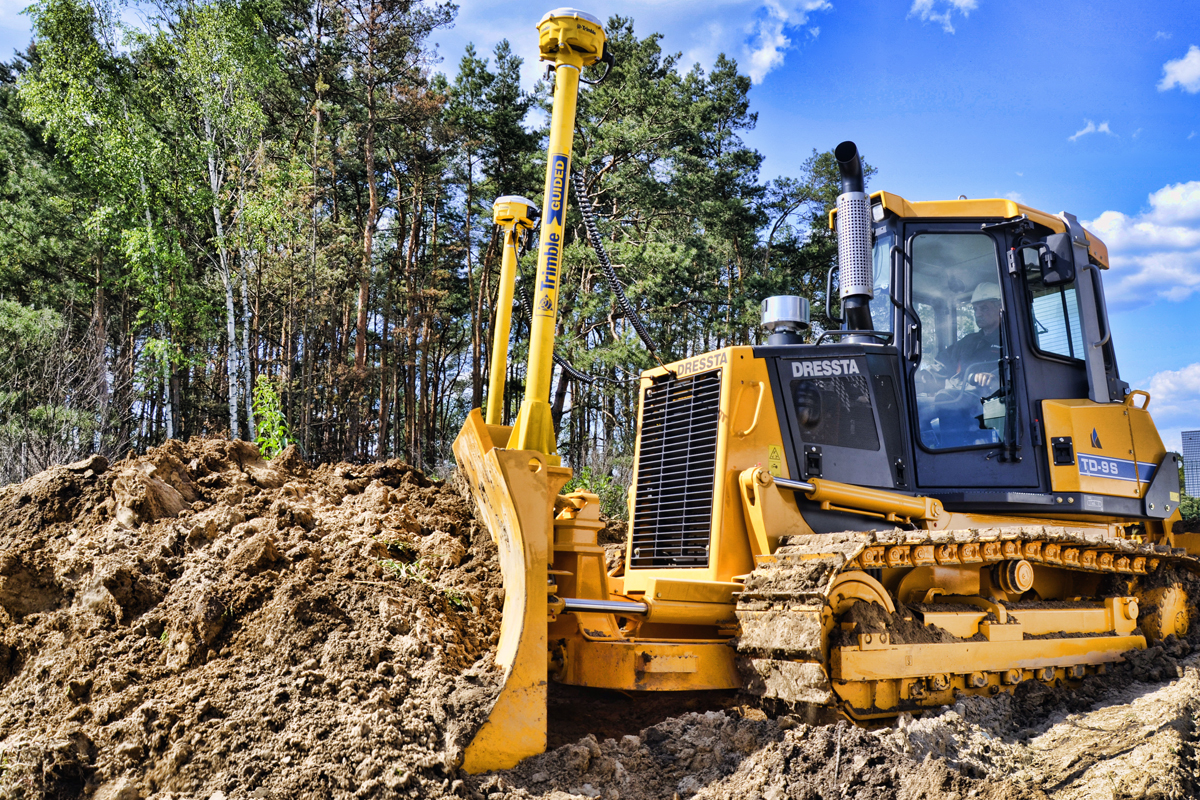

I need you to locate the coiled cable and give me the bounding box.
[570,169,664,367]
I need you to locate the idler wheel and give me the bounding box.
[1140,584,1191,642]
[995,559,1035,595]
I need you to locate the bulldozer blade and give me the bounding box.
[453,409,571,773]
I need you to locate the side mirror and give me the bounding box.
[1042,233,1076,286]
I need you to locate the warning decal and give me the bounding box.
[767,445,783,477]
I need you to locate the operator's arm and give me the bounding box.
[962,336,1002,390]
[916,339,963,393]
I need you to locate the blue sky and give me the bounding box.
[2,0,1199,448]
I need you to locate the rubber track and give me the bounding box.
[734,525,1200,707]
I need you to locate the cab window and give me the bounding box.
[1022,246,1084,360]
[910,233,1006,450]
[869,230,895,332]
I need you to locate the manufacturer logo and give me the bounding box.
[791,359,861,378]
[535,231,561,319]
[547,154,568,227]
[533,153,569,320]
[675,351,729,377]
[1091,428,1102,449]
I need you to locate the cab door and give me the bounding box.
[901,224,1040,489]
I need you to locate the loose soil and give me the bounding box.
[2,442,1199,799]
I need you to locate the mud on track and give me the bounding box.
[3,441,1200,799]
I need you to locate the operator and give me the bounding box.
[919,282,1003,394]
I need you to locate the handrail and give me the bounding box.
[815,329,894,345]
[1080,263,1112,347]
[825,264,843,324]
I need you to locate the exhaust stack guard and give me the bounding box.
[834,141,874,334]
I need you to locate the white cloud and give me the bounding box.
[1068,119,1116,142]
[1084,181,1200,308]
[1005,192,1025,203]
[1191,131,1197,140]
[1155,31,1172,40]
[743,0,832,84]
[1159,45,1200,93]
[1145,363,1200,451]
[908,0,978,34]
[432,1,834,90]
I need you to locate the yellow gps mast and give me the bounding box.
[486,195,539,426]
[509,8,608,462]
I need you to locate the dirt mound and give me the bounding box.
[0,440,501,799]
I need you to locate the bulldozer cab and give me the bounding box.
[775,193,1169,522]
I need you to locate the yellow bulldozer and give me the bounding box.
[452,7,1197,774]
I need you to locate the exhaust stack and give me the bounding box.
[834,141,874,333]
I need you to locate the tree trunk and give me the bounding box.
[92,258,108,453]
[350,34,380,458]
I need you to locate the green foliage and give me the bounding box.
[564,465,628,521]
[252,374,290,458]
[380,557,471,611]
[1180,493,1200,522]
[380,557,428,584]
[0,300,107,479]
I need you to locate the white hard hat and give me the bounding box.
[971,283,1001,304]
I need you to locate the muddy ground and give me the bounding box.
[1,442,1198,799]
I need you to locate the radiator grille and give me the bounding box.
[630,369,722,569]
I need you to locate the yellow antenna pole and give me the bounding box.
[486,196,538,426]
[510,8,607,462]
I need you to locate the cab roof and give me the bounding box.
[830,190,1109,268]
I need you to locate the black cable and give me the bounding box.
[571,170,665,369]
[513,275,594,385]
[579,44,615,86]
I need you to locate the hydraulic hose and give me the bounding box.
[571,170,663,363]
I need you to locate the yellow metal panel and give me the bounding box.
[562,639,740,691]
[625,348,783,592]
[1126,392,1167,492]
[1082,227,1109,268]
[834,635,1144,682]
[1042,398,1144,498]
[644,577,742,604]
[638,577,739,626]
[738,468,815,558]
